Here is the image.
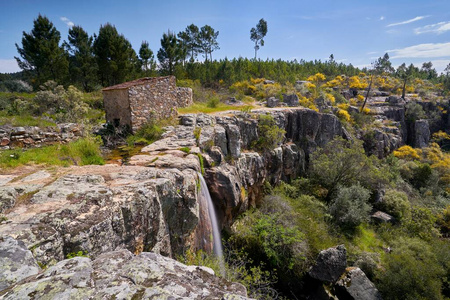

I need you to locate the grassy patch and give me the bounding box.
[0,137,104,169]
[178,102,239,114]
[0,114,56,127]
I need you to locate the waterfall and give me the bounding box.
[197,172,225,276]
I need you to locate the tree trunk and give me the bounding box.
[360,74,373,112]
[402,79,407,99]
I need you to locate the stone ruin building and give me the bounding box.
[102,76,193,132]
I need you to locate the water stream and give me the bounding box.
[197,173,225,276]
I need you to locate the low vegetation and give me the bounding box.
[0,136,104,169]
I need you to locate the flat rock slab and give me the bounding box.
[0,249,250,299]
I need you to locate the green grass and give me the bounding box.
[178,102,241,114]
[0,91,35,100]
[0,114,57,127]
[0,137,104,169]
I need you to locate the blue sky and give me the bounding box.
[1,0,450,74]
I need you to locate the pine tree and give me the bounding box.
[65,25,97,92]
[93,23,137,86]
[198,25,219,62]
[15,14,68,87]
[177,24,200,62]
[139,41,156,76]
[250,18,268,60]
[157,31,183,75]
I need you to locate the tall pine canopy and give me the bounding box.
[93,23,137,86]
[15,14,68,87]
[157,31,183,75]
[66,25,97,92]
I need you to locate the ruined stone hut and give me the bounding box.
[102,76,192,132]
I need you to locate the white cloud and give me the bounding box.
[388,42,450,59]
[0,59,21,73]
[387,16,429,27]
[380,16,385,21]
[430,60,450,74]
[415,21,450,34]
[60,17,74,28]
[367,51,378,55]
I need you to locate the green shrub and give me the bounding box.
[206,95,220,108]
[375,237,444,300]
[329,183,372,230]
[378,190,411,221]
[127,120,164,146]
[253,114,285,151]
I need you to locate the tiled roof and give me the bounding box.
[102,76,173,91]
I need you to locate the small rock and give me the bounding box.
[371,211,395,223]
[11,127,26,136]
[267,97,280,108]
[264,80,275,84]
[0,137,10,146]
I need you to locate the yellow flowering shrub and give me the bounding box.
[348,76,368,89]
[337,103,349,110]
[337,109,351,122]
[393,145,421,160]
[325,93,335,104]
[298,95,318,112]
[357,94,365,102]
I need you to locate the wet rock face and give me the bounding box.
[0,248,250,299]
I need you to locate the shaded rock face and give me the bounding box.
[336,267,382,300]
[309,244,347,283]
[0,236,40,291]
[0,166,204,267]
[0,247,250,299]
[412,119,430,148]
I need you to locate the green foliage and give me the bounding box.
[0,114,56,127]
[375,237,444,300]
[193,126,202,145]
[179,147,191,153]
[198,25,220,62]
[329,184,372,229]
[206,95,220,108]
[405,101,426,122]
[138,41,157,76]
[66,250,89,259]
[180,248,278,299]
[403,206,439,240]
[127,120,164,146]
[253,114,285,151]
[250,18,268,59]
[93,23,137,86]
[66,25,98,92]
[378,190,411,221]
[15,14,68,87]
[157,31,183,75]
[0,136,104,168]
[309,137,388,200]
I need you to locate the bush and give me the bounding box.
[405,101,426,122]
[253,114,285,151]
[378,189,411,220]
[206,95,220,108]
[329,184,372,229]
[375,237,445,300]
[126,120,164,146]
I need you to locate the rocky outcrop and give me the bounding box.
[0,123,83,150]
[0,243,250,299]
[309,244,347,283]
[411,119,430,148]
[0,165,206,267]
[0,108,346,283]
[336,267,382,300]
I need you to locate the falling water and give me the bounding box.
[197,172,225,276]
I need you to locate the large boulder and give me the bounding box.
[0,249,250,299]
[0,236,40,291]
[309,244,347,283]
[267,97,280,108]
[0,187,17,213]
[283,94,299,107]
[335,267,382,300]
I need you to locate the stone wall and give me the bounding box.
[102,89,130,128]
[103,76,193,133]
[0,123,83,150]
